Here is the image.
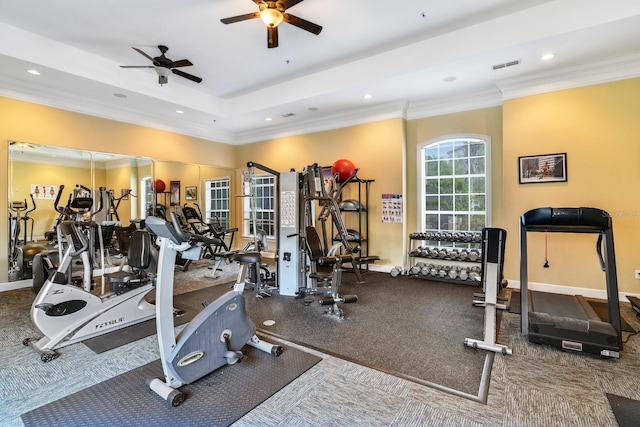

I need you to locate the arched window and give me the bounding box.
[418,135,491,232]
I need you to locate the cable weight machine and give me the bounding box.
[244,161,361,317]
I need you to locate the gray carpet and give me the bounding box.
[181,272,497,401]
[21,342,320,427]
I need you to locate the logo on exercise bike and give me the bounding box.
[95,317,124,329]
[177,351,204,367]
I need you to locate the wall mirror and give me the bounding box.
[6,141,236,283]
[153,160,236,232]
[7,141,153,282]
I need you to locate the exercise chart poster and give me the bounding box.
[31,184,59,199]
[382,193,402,223]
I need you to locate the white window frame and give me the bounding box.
[204,176,231,231]
[418,134,491,232]
[242,174,276,238]
[140,176,152,219]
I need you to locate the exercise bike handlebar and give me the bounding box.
[145,216,187,245]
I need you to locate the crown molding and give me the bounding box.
[406,87,503,121]
[496,51,640,100]
[3,52,639,146]
[232,100,410,144]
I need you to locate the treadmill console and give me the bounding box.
[521,207,611,231]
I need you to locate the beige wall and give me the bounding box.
[234,119,406,266]
[503,78,640,294]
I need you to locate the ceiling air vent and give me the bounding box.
[281,113,295,118]
[492,60,520,70]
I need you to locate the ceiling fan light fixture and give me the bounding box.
[260,8,283,27]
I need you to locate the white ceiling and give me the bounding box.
[1,0,639,145]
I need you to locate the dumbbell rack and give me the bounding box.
[403,231,483,285]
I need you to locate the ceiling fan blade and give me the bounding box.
[282,0,305,9]
[170,59,193,68]
[267,26,279,48]
[120,65,154,68]
[172,69,203,83]
[132,47,160,65]
[221,12,260,24]
[283,13,322,35]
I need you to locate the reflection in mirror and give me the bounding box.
[153,161,236,247]
[7,141,152,282]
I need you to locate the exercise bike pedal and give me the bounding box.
[224,350,245,365]
[303,297,314,305]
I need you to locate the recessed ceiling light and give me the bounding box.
[113,93,127,98]
[175,110,184,114]
[443,76,457,82]
[308,107,318,111]
[265,117,272,121]
[364,94,373,100]
[27,69,40,75]
[541,53,555,61]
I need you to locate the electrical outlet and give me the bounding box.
[635,270,640,280]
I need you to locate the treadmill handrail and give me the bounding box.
[521,207,611,231]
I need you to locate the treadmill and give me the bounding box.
[520,207,622,358]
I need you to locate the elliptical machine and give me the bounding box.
[144,214,282,407]
[23,220,157,362]
[8,194,48,281]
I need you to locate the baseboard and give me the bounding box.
[0,279,31,292]
[506,280,640,303]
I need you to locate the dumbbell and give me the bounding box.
[390,266,404,277]
[448,267,459,279]
[459,268,469,281]
[468,249,480,262]
[448,249,459,260]
[428,248,439,258]
[438,248,448,259]
[459,249,469,260]
[469,266,482,282]
[438,265,448,278]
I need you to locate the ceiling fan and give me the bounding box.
[120,45,203,85]
[221,0,322,48]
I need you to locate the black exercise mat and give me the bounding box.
[177,273,496,401]
[21,343,320,427]
[509,291,636,333]
[606,393,640,427]
[82,302,196,354]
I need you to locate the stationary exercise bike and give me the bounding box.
[23,220,157,362]
[144,214,283,407]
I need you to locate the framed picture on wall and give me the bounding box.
[170,180,180,206]
[518,153,567,184]
[185,186,197,201]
